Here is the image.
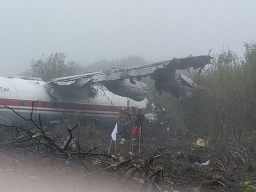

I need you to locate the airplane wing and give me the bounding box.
[47,55,212,101]
[49,55,211,86]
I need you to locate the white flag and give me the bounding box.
[111,122,118,141]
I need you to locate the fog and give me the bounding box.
[0,0,256,76]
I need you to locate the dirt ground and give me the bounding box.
[0,122,255,192]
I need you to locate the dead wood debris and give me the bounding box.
[0,104,255,192]
[0,105,167,191]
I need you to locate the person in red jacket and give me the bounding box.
[132,108,144,139]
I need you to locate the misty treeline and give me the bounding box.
[26,53,146,81]
[153,42,256,146]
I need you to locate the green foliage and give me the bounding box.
[194,44,256,140]
[31,52,82,81]
[244,42,256,65]
[241,181,256,192]
[215,48,240,68]
[148,42,256,143]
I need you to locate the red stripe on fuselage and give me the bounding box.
[0,98,123,112]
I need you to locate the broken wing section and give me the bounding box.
[151,55,212,100]
[152,70,206,100]
[102,78,148,101]
[47,55,212,100]
[48,71,148,101]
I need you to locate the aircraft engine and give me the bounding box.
[153,71,197,100]
[103,78,148,101]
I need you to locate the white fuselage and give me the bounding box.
[0,77,147,126]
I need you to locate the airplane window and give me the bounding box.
[129,77,136,84]
[42,102,46,107]
[19,100,24,106]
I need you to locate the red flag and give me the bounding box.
[132,125,142,138]
[132,125,137,137]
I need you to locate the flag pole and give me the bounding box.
[131,125,134,153]
[111,122,118,154]
[115,140,116,154]
[138,137,141,154]
[107,139,113,154]
[132,135,134,153]
[138,126,141,154]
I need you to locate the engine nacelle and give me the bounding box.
[103,78,148,101]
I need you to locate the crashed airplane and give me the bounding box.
[0,55,212,126]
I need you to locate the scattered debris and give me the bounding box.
[0,104,254,192]
[193,160,210,167]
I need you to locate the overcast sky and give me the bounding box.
[0,0,255,76]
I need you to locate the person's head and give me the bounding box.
[121,108,126,113]
[137,108,142,113]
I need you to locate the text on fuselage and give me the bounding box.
[0,87,10,92]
